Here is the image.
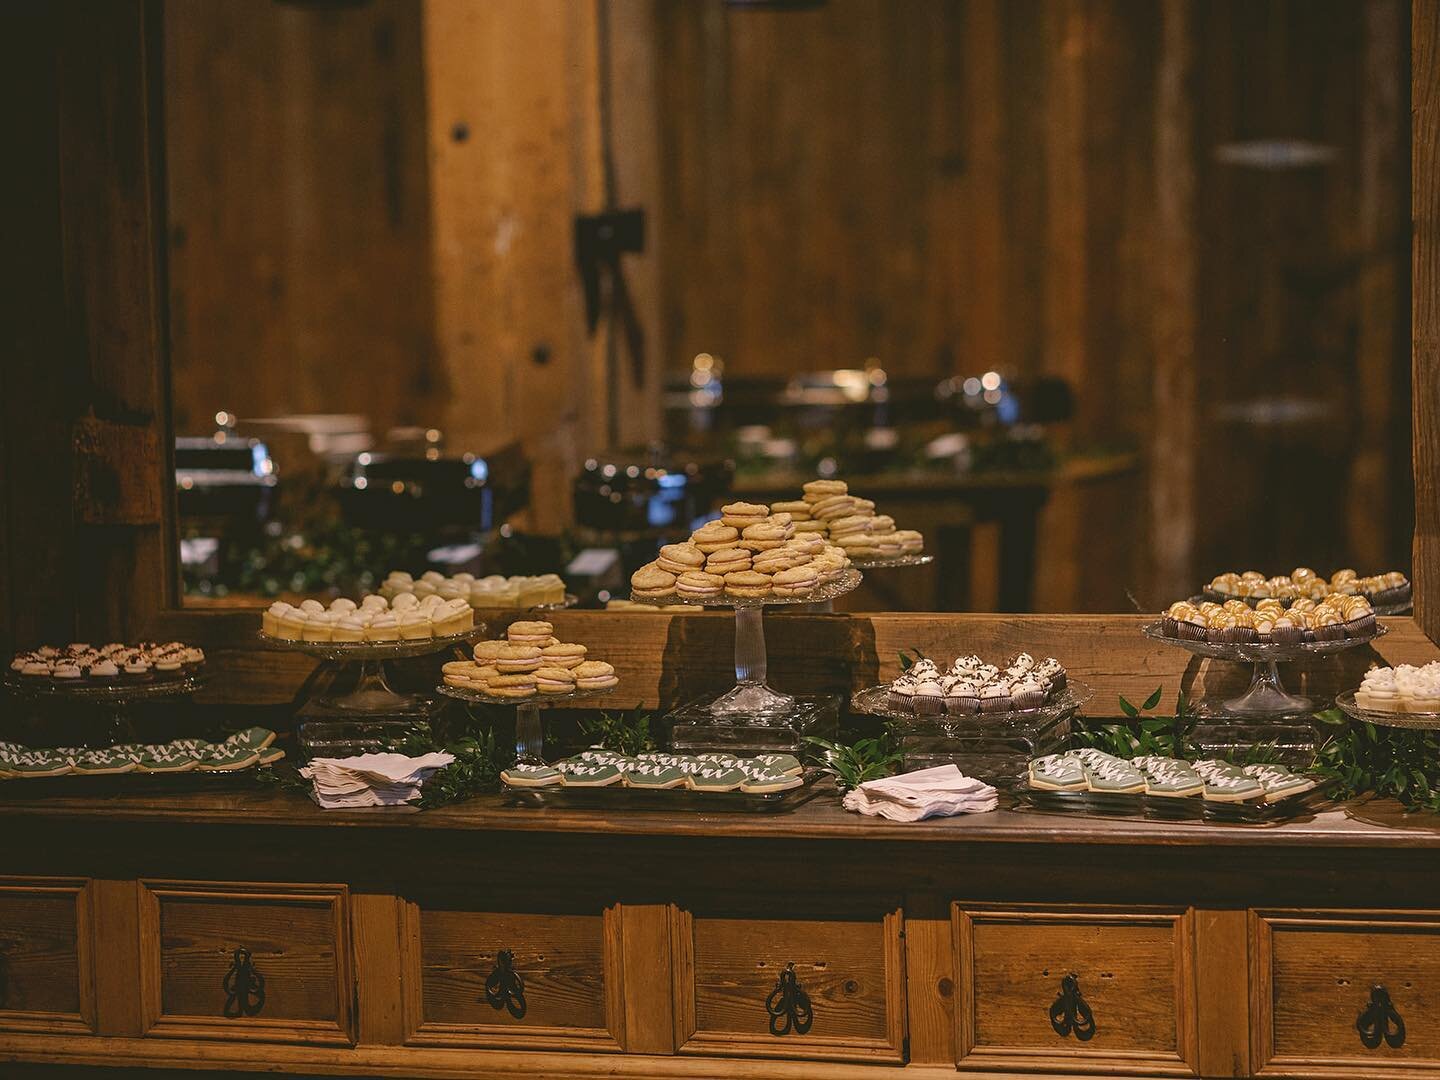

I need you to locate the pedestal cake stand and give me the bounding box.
[637,568,862,720]
[1334,692,1440,731]
[436,682,617,765]
[3,672,208,744]
[1141,622,1388,718]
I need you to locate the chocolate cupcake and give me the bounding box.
[913,678,946,715]
[1312,610,1345,642]
[946,678,981,715]
[1034,657,1066,691]
[1269,614,1305,645]
[980,681,1013,713]
[1010,676,1047,711]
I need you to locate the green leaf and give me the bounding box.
[1118,695,1138,718]
[1142,686,1164,711]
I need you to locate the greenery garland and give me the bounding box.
[1311,708,1440,813]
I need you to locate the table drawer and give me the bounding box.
[1253,909,1440,1074]
[400,893,623,1051]
[138,880,353,1045]
[954,904,1197,1075]
[0,877,94,1035]
[671,896,906,1063]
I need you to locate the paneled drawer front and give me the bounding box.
[400,895,623,1051]
[1253,909,1440,1074]
[0,877,94,1035]
[138,880,353,1045]
[955,904,1197,1075]
[671,897,906,1063]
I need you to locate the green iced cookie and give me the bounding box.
[1131,755,1204,798]
[1027,753,1086,792]
[574,748,631,766]
[6,749,73,778]
[194,743,260,772]
[70,748,138,775]
[224,727,277,752]
[557,761,623,787]
[1192,759,1265,802]
[255,745,286,766]
[501,763,563,787]
[135,743,199,773]
[1066,749,1146,794]
[739,770,803,794]
[623,762,688,789]
[687,764,747,791]
[1241,763,1316,803]
[751,753,803,776]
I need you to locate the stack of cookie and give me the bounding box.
[769,479,924,559]
[502,750,804,793]
[441,621,618,700]
[629,500,852,601]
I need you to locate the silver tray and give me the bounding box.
[1015,777,1337,824]
[258,628,486,661]
[3,672,207,703]
[633,568,862,609]
[435,683,617,707]
[1335,690,1440,731]
[1141,621,1386,662]
[851,681,1092,730]
[847,554,934,570]
[502,769,826,813]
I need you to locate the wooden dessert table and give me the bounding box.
[1,786,1438,1079]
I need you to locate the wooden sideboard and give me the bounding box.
[1,789,1440,1079]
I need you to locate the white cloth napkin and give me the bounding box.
[300,752,455,809]
[842,764,998,821]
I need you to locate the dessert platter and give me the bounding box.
[378,569,573,610]
[259,593,485,716]
[1018,749,1334,824]
[1145,593,1385,717]
[434,622,618,764]
[1336,662,1440,730]
[500,749,823,812]
[1202,566,1411,614]
[0,727,282,793]
[629,493,863,719]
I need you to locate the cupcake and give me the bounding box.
[913,677,946,715]
[1162,601,1192,638]
[1209,572,1240,596]
[1034,657,1066,691]
[1312,609,1345,642]
[1252,613,1275,643]
[974,663,1000,683]
[980,681,1013,713]
[1270,614,1304,645]
[1178,608,1208,641]
[951,654,984,677]
[1010,675,1047,711]
[1341,596,1376,638]
[946,678,981,715]
[1355,666,1400,712]
[1206,611,1244,644]
[888,676,918,713]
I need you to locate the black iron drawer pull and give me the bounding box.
[1357,984,1405,1049]
[766,961,813,1036]
[221,946,265,1018]
[1049,972,1096,1041]
[485,949,527,1019]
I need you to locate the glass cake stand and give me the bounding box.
[469,593,578,613]
[436,682,616,765]
[1335,691,1440,731]
[258,629,486,714]
[637,568,862,720]
[847,553,934,570]
[1197,588,1412,616]
[1141,621,1388,718]
[3,672,209,744]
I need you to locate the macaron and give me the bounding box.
[720,501,770,529]
[506,620,554,645]
[535,666,578,693]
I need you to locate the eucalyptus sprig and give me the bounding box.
[1312,708,1440,813]
[806,734,904,792]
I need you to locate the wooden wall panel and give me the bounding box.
[164,0,439,444]
[1417,0,1440,645]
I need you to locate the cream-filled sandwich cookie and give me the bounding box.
[494,645,543,673]
[720,501,770,529]
[802,479,848,501]
[540,642,587,669]
[473,639,509,662]
[771,499,812,519]
[535,665,578,693]
[771,565,819,597]
[705,547,752,574]
[486,673,537,698]
[676,570,725,599]
[630,563,677,598]
[794,519,830,535]
[723,570,772,598]
[574,660,618,690]
[506,620,554,645]
[691,521,741,553]
[740,521,790,551]
[751,549,801,575]
[810,494,857,521]
[657,542,706,575]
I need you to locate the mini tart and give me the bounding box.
[535,665,578,693]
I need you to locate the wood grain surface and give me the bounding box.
[1416,0,1440,646]
[0,885,83,1023]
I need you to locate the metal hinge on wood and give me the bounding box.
[71,416,163,526]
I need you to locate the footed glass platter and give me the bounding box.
[1199,586,1412,616]
[1016,777,1338,824]
[847,553,934,570]
[850,681,1092,730]
[438,683,617,766]
[258,628,485,661]
[668,695,839,754]
[4,672,207,702]
[1335,691,1440,731]
[503,769,827,813]
[1142,621,1387,718]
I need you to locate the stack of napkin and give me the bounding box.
[841,764,998,821]
[300,752,455,809]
